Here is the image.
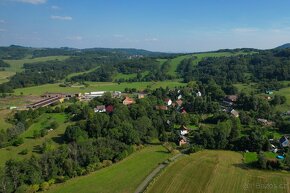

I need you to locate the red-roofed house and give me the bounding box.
[106,105,114,113]
[123,96,135,105]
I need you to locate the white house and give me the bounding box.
[164,98,172,106]
[196,91,202,97]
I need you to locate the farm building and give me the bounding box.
[42,92,81,99]
[27,96,64,108]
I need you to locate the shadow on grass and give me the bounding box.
[51,134,64,144]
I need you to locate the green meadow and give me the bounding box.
[14,81,186,95]
[47,145,172,193]
[147,150,290,193]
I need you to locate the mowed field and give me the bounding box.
[0,113,67,166]
[0,56,70,84]
[146,151,290,193]
[47,145,172,193]
[14,81,186,95]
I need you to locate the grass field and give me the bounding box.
[47,145,172,193]
[146,150,290,193]
[0,56,70,84]
[0,110,12,131]
[14,81,186,95]
[0,113,67,166]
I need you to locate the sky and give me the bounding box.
[0,0,290,52]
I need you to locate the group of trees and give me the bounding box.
[0,60,9,68]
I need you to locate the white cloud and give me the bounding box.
[0,29,7,32]
[145,38,159,42]
[51,15,72,21]
[14,0,46,4]
[232,28,259,33]
[66,36,83,41]
[51,5,60,10]
[0,20,6,24]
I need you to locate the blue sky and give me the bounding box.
[0,0,290,52]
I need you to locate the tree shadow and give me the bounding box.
[232,163,254,170]
[51,134,64,144]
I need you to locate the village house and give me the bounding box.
[156,105,168,111]
[230,109,239,118]
[94,105,106,113]
[180,125,189,136]
[225,95,238,103]
[179,136,188,146]
[279,136,289,148]
[123,96,135,105]
[257,118,274,126]
[196,91,202,97]
[138,93,145,99]
[164,98,172,106]
[105,105,114,113]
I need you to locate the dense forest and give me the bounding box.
[187,49,290,85]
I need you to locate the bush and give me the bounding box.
[40,182,50,191]
[102,160,112,167]
[40,129,48,137]
[188,145,203,154]
[12,137,24,146]
[19,149,28,155]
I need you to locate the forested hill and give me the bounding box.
[0,45,174,60]
[276,43,290,49]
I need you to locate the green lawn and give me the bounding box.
[234,83,257,94]
[0,113,67,167]
[47,145,172,193]
[14,81,186,95]
[147,150,290,193]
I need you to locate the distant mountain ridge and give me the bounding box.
[275,43,290,49]
[0,45,174,60]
